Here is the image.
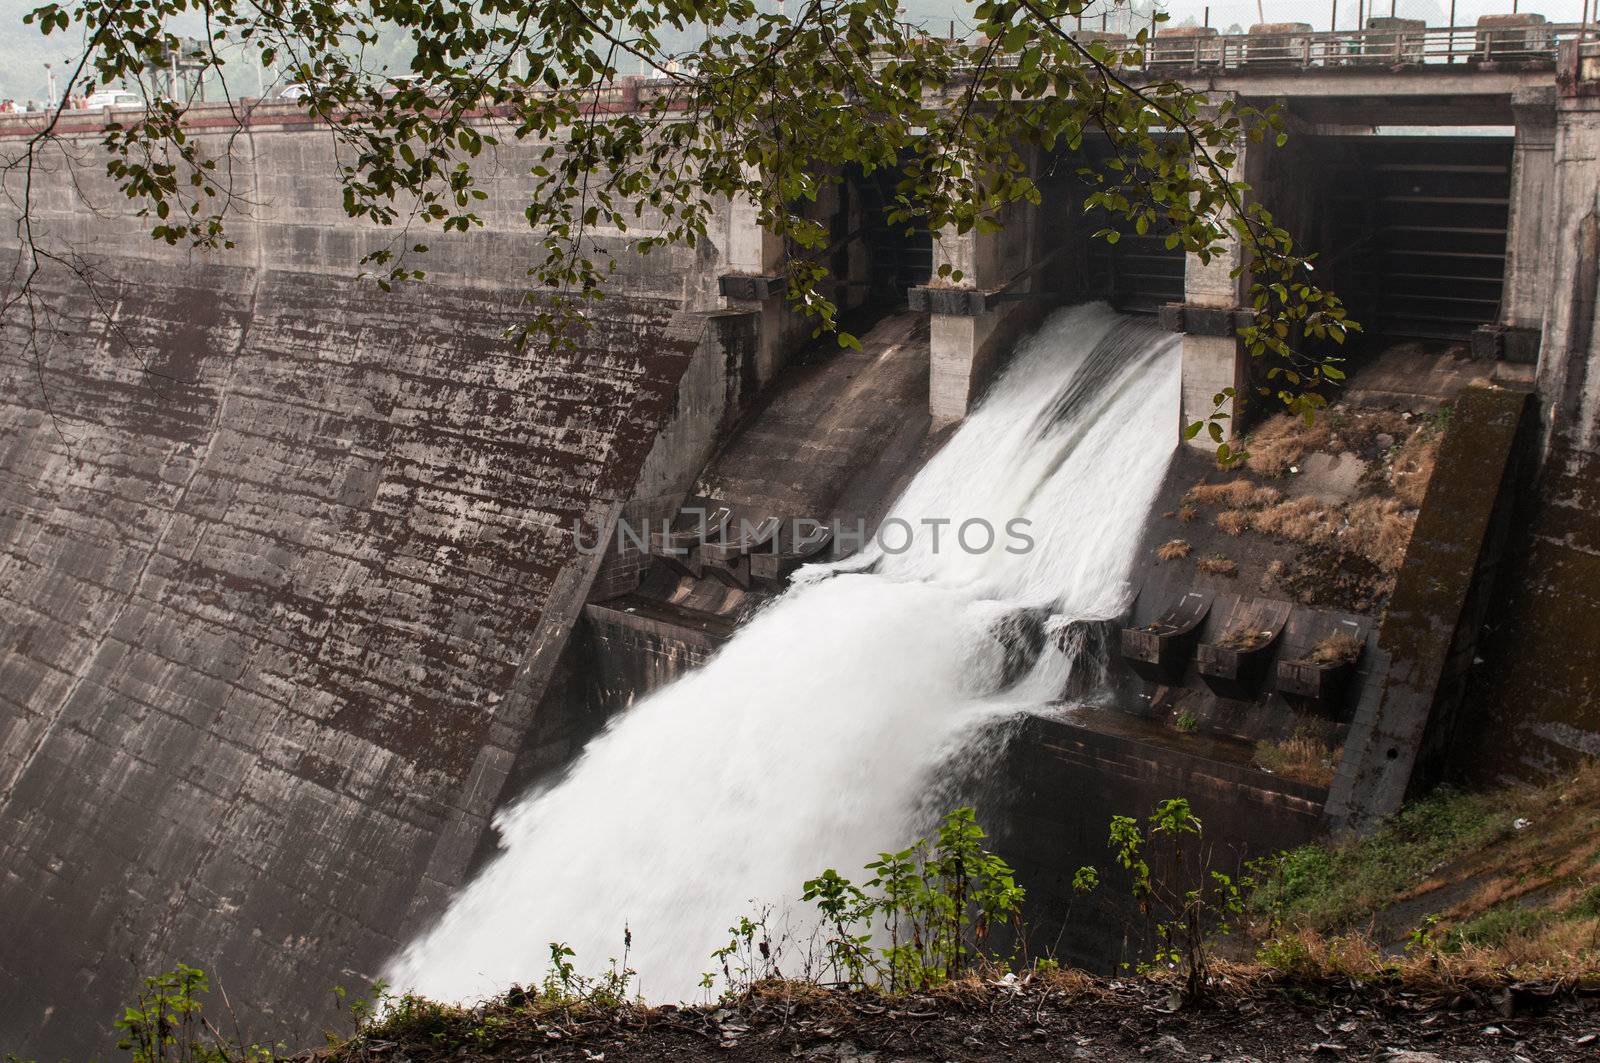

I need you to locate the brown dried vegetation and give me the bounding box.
[1253,725,1341,787]
[1391,429,1441,508]
[1303,631,1364,666]
[1244,413,1333,478]
[1215,509,1252,536]
[1157,539,1192,562]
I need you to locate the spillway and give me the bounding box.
[386,304,1181,1003]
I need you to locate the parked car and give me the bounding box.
[83,90,143,110]
[277,83,312,101]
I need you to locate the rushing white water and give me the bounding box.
[387,303,1181,1004]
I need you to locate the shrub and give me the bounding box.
[116,964,278,1063]
[780,807,1024,994]
[1079,798,1251,1002]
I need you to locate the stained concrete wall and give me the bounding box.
[926,148,1049,423]
[991,711,1324,973]
[0,109,759,1055]
[1462,83,1600,780]
[1326,387,1537,829]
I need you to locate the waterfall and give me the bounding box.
[386,303,1181,1004]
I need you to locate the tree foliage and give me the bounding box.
[11,0,1355,442]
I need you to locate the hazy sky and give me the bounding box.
[0,0,1590,103]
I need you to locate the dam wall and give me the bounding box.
[5,47,1600,1052]
[0,109,765,1054]
[1464,84,1600,779]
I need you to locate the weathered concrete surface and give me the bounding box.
[1325,387,1537,829]
[927,151,1049,424]
[0,114,754,1056]
[990,709,1324,973]
[1503,87,1561,336]
[1460,90,1600,781]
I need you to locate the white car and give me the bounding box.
[84,90,143,110]
[278,83,312,101]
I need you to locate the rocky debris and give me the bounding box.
[335,974,1600,1063]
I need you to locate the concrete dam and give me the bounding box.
[4,22,1600,1057]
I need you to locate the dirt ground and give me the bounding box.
[338,974,1600,1062]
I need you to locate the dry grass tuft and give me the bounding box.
[1252,495,1334,545]
[1391,429,1441,508]
[1197,555,1238,577]
[1248,485,1283,508]
[1216,509,1252,536]
[1176,505,1197,523]
[1245,414,1333,478]
[1217,623,1274,650]
[1184,480,1257,508]
[1157,539,1192,562]
[1254,726,1341,787]
[1343,495,1417,572]
[1306,631,1363,666]
[1184,481,1284,510]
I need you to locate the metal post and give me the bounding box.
[1390,0,1396,15]
[1331,0,1338,31]
[1204,5,1210,27]
[1448,0,1457,61]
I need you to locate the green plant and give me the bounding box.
[116,964,274,1063]
[1444,906,1548,952]
[1405,913,1442,955]
[537,934,637,1007]
[779,807,1024,994]
[329,980,388,1041]
[1173,710,1199,734]
[707,907,785,996]
[1252,787,1506,932]
[1082,798,1252,1002]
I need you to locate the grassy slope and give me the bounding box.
[1254,763,1600,972]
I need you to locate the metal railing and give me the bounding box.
[1136,22,1596,72]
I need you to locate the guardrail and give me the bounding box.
[1136,22,1596,71]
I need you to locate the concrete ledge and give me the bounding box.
[584,595,735,651]
[907,285,993,316]
[718,272,786,301]
[1160,302,1255,336]
[1471,323,1543,364]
